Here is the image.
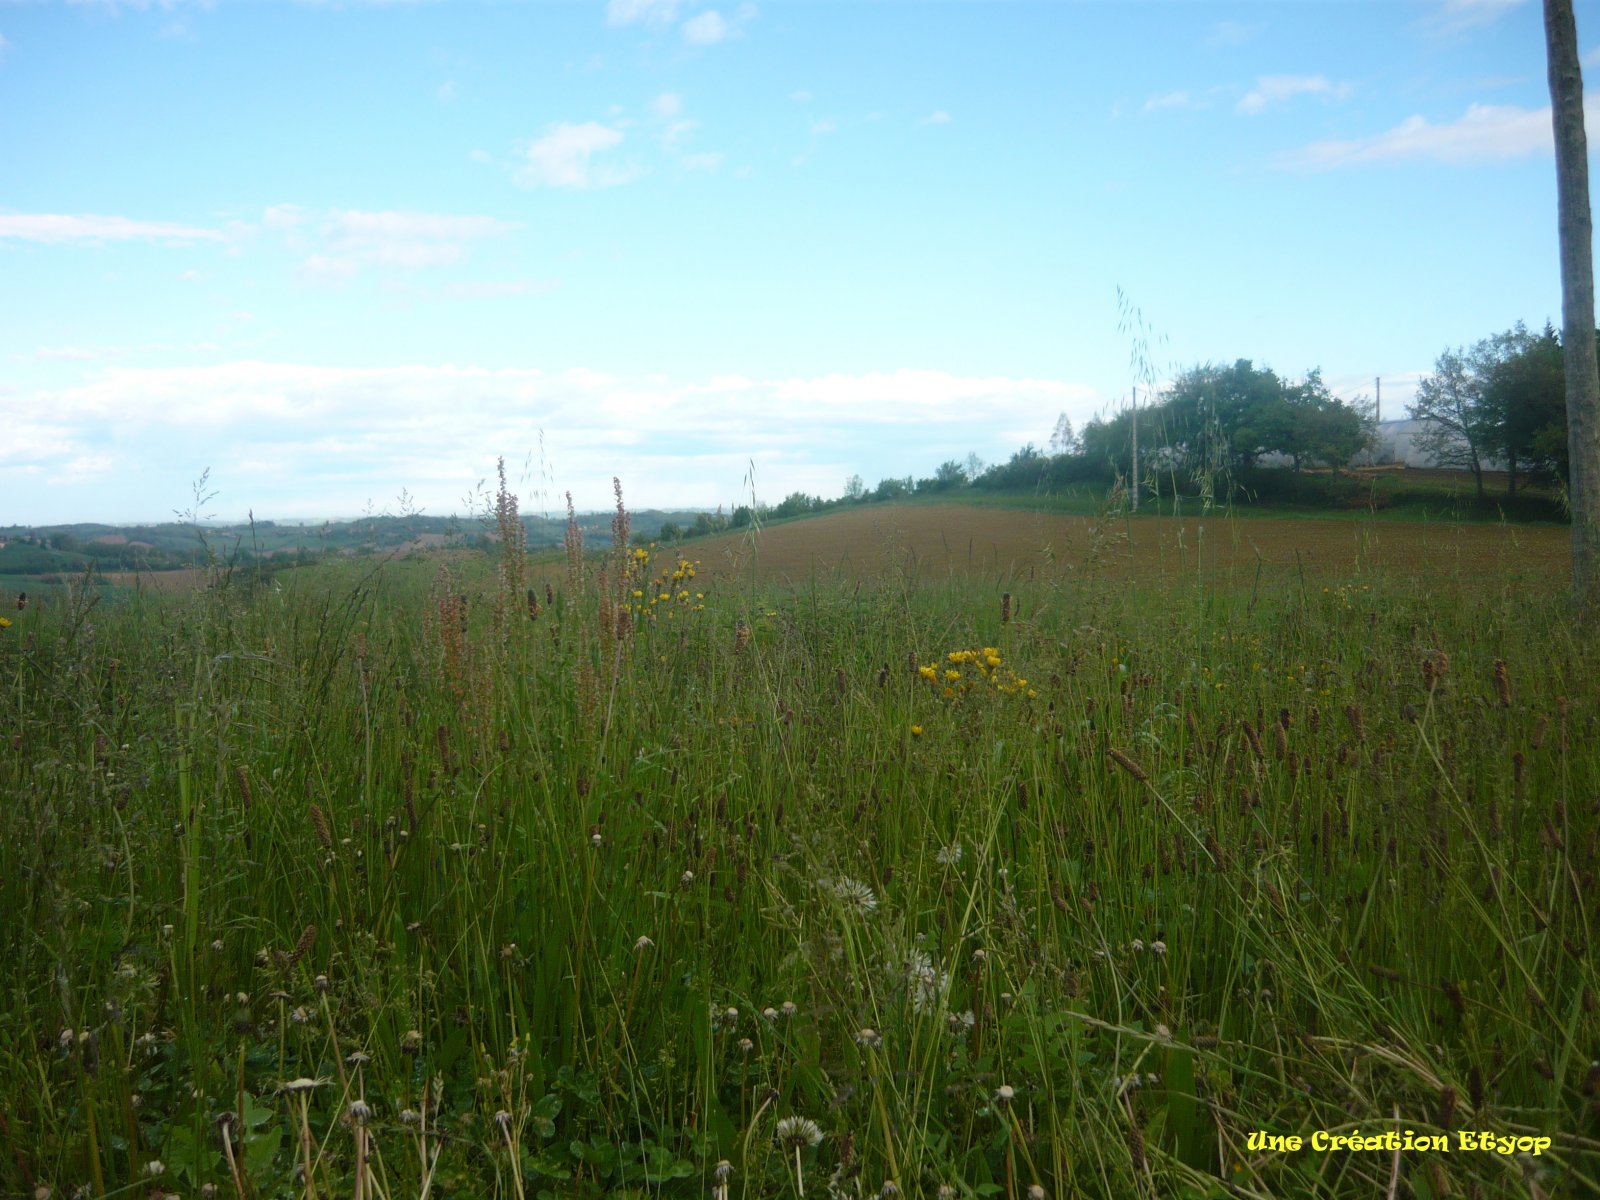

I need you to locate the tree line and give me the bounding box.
[713,325,1574,529]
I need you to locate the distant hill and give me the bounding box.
[0,508,712,580]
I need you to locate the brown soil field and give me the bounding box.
[674,504,1570,590]
[99,568,214,592]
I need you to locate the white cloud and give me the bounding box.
[1206,20,1263,47]
[653,92,682,119]
[0,213,224,243]
[607,0,680,26]
[918,110,952,125]
[514,121,637,189]
[1237,75,1350,115]
[1424,0,1528,34]
[1283,101,1560,169]
[1143,91,1196,113]
[14,362,1098,515]
[273,209,518,280]
[31,345,126,362]
[682,10,727,44]
[443,279,560,299]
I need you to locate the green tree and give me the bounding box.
[1479,323,1567,496]
[1410,347,1494,500]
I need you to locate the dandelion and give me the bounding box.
[995,1084,1015,1105]
[910,724,924,737]
[780,1000,798,1018]
[1029,1187,1046,1200]
[832,876,879,916]
[776,1116,823,1148]
[854,1027,883,1048]
[347,1100,373,1125]
[776,1116,824,1197]
[634,935,655,952]
[1149,940,1167,956]
[936,842,962,866]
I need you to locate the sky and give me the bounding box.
[0,0,1593,524]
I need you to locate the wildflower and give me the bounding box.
[634,935,655,952]
[882,1183,901,1199]
[995,1084,1015,1104]
[144,1161,166,1178]
[279,1077,330,1095]
[946,1009,976,1034]
[855,1027,883,1048]
[762,1006,779,1021]
[936,842,962,866]
[1149,940,1167,957]
[590,833,603,848]
[739,1038,753,1055]
[1029,1187,1046,1200]
[346,1050,371,1067]
[832,876,879,916]
[715,1161,733,1183]
[0,617,10,630]
[776,1116,824,1149]
[780,1000,798,1018]
[910,724,924,737]
[347,1101,373,1125]
[493,1110,512,1132]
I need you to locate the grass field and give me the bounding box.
[1,493,1595,1200]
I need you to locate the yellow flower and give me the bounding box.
[0,616,9,629]
[910,724,923,737]
[918,665,939,682]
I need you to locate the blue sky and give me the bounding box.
[0,0,1590,523]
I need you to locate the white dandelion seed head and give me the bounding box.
[775,1116,823,1148]
[780,1000,798,1018]
[1149,940,1167,956]
[634,935,655,952]
[854,1027,883,1048]
[832,876,879,916]
[936,843,963,867]
[995,1084,1015,1104]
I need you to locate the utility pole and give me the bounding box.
[1375,376,1381,423]
[1130,386,1139,513]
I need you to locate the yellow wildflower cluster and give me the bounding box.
[916,647,1034,699]
[628,549,705,620]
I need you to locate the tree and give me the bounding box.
[1048,412,1079,456]
[1546,0,1600,606]
[1410,348,1493,500]
[843,474,865,502]
[1264,370,1373,472]
[1477,323,1566,496]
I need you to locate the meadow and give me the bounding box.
[2,485,1596,1200]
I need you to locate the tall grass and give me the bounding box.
[1,483,1596,1199]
